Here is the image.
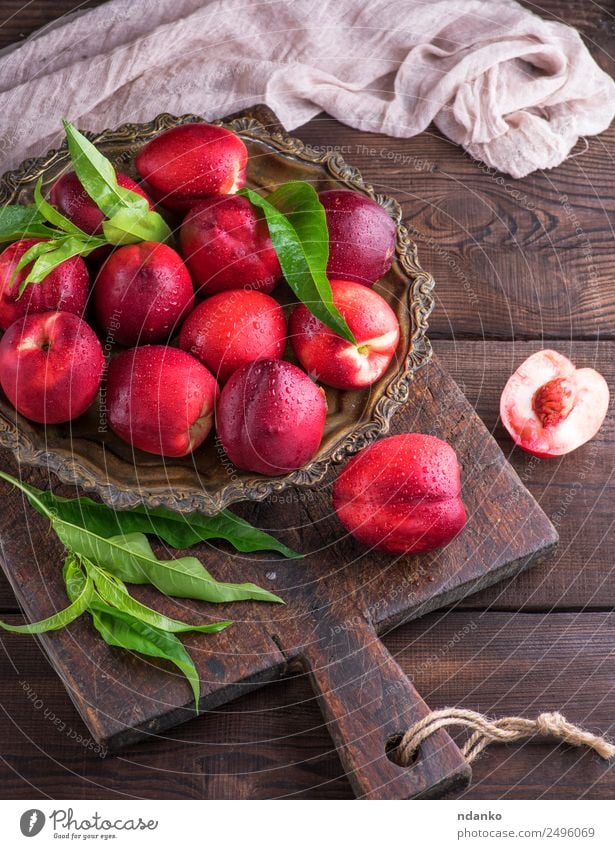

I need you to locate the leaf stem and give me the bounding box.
[0,470,53,520]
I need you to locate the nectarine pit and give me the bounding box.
[532,377,575,427]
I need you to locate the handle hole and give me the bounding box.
[386,732,419,767]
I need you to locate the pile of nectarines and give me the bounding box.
[0,122,401,476]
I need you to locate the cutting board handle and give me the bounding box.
[301,615,471,799]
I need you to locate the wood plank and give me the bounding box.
[392,610,615,800]
[1,611,613,799]
[433,340,615,610]
[0,1,102,47]
[0,101,557,796]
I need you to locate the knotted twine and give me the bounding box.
[397,708,615,766]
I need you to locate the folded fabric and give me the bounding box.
[0,0,613,178]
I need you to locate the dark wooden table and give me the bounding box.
[0,0,614,800]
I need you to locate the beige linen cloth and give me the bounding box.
[0,0,613,178]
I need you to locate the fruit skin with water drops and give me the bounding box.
[94,241,194,345]
[319,189,396,286]
[179,289,287,384]
[289,278,400,390]
[0,311,104,424]
[500,349,609,457]
[0,239,90,331]
[135,123,248,212]
[216,358,327,476]
[106,345,219,457]
[332,433,467,554]
[179,194,282,295]
[50,170,152,235]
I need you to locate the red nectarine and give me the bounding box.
[217,359,326,475]
[135,123,247,212]
[0,311,104,424]
[94,242,194,345]
[179,290,287,384]
[106,345,219,457]
[500,349,609,457]
[333,434,467,554]
[50,170,152,235]
[180,195,282,295]
[0,239,89,332]
[319,189,396,286]
[289,279,399,390]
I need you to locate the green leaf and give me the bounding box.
[91,600,202,710]
[139,506,302,559]
[23,486,301,558]
[63,556,204,713]
[0,561,92,634]
[63,553,88,599]
[0,204,58,243]
[33,177,90,238]
[0,470,284,607]
[63,120,149,218]
[20,234,106,289]
[87,560,232,634]
[13,239,58,285]
[239,183,356,343]
[62,530,284,604]
[102,206,172,246]
[14,476,299,556]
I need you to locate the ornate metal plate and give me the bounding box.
[0,110,434,514]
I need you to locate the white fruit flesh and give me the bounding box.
[500,349,609,456]
[338,329,398,382]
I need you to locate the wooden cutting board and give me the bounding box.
[0,355,558,799]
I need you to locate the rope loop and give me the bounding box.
[397,708,615,766]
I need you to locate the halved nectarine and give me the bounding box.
[500,349,609,457]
